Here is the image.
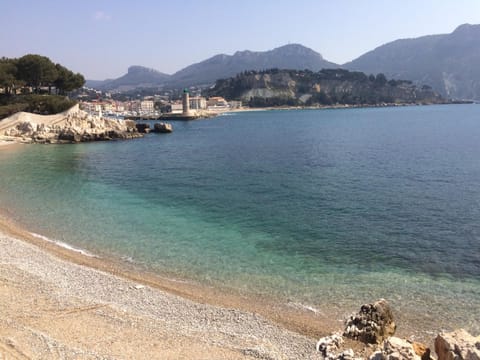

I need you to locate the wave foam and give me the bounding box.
[30,232,98,258]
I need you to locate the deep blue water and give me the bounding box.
[1,105,479,332]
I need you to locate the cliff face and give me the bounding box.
[0,105,141,143]
[208,69,444,107]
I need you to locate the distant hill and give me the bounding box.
[207,68,444,107]
[345,24,480,100]
[86,66,171,91]
[167,44,338,88]
[86,44,338,91]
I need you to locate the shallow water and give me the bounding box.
[1,105,479,334]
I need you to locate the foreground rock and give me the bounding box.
[315,299,480,360]
[0,105,142,143]
[369,337,423,360]
[344,299,396,344]
[435,329,480,360]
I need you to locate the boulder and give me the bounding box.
[152,122,173,133]
[412,342,432,360]
[435,329,480,360]
[344,299,396,344]
[369,337,421,360]
[316,332,344,358]
[315,332,363,360]
[384,337,421,360]
[135,123,151,133]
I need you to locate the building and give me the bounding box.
[140,100,154,114]
[228,100,242,109]
[189,96,207,110]
[170,102,183,114]
[207,96,230,111]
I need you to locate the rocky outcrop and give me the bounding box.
[435,329,480,360]
[135,123,151,133]
[313,299,480,360]
[0,105,142,143]
[344,299,396,344]
[208,68,446,107]
[316,332,343,358]
[152,122,173,133]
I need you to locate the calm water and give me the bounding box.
[1,105,479,333]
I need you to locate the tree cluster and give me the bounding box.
[0,54,85,96]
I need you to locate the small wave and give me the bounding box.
[287,301,322,315]
[30,232,98,258]
[121,255,135,263]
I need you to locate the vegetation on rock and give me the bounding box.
[0,54,84,119]
[207,68,444,107]
[0,95,77,119]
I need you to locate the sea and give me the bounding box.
[0,104,479,334]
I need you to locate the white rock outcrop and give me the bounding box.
[435,329,480,360]
[369,337,421,360]
[0,105,141,143]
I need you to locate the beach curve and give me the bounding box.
[0,213,329,359]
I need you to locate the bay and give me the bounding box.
[1,104,479,333]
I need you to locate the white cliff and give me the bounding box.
[0,104,141,143]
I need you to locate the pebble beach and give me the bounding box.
[0,212,328,359]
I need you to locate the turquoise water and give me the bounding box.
[1,105,479,333]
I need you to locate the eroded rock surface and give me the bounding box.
[435,329,480,360]
[344,299,396,344]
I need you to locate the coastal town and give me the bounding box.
[78,87,242,119]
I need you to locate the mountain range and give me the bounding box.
[86,24,480,100]
[87,44,335,92]
[346,23,480,100]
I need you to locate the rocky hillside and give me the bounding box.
[207,68,444,107]
[168,44,337,88]
[345,24,480,100]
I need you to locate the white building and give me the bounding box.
[170,103,183,114]
[189,96,207,110]
[140,100,154,114]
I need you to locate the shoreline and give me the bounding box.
[0,210,338,336]
[0,210,339,359]
[0,204,462,358]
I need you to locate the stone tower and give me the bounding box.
[182,88,191,116]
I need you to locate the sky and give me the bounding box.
[1,0,480,80]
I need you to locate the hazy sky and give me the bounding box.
[1,0,480,80]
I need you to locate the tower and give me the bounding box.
[182,88,191,116]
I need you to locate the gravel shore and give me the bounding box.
[0,220,324,359]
